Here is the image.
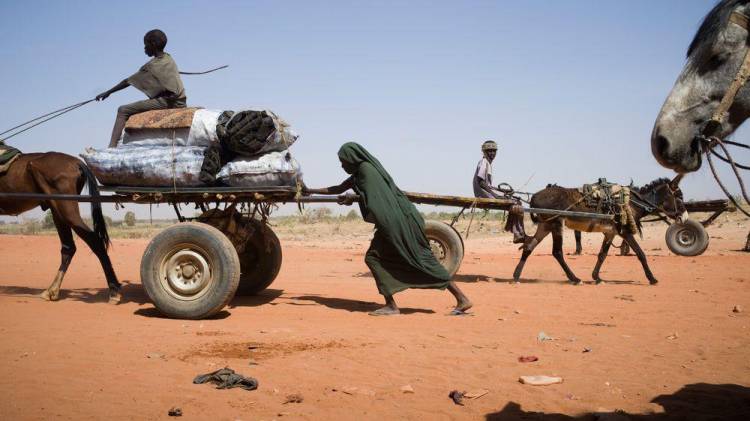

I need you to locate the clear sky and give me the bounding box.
[1,0,747,220]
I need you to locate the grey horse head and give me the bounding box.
[651,0,750,173]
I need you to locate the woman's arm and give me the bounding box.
[304,176,355,195]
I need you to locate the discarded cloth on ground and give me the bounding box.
[193,367,258,391]
[81,146,302,188]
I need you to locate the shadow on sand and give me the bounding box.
[290,295,435,314]
[0,281,148,304]
[485,383,750,420]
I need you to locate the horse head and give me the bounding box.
[637,176,687,220]
[651,0,750,173]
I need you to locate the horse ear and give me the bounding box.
[669,174,684,189]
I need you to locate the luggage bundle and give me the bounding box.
[81,108,302,188]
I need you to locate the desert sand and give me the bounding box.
[0,219,749,420]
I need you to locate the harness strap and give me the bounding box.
[709,12,750,126]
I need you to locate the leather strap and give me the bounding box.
[709,11,750,125]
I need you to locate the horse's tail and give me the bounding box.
[79,163,110,249]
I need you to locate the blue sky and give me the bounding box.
[1,0,747,219]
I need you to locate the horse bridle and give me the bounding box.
[698,10,750,217]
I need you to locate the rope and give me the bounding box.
[703,136,750,218]
[0,99,94,142]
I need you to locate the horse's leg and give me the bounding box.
[622,233,658,285]
[551,223,581,284]
[69,220,121,303]
[574,230,582,255]
[512,223,551,281]
[28,162,121,303]
[619,240,631,256]
[40,214,76,301]
[592,233,615,284]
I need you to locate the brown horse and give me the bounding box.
[0,152,121,303]
[513,177,685,285]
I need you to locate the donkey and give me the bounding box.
[652,0,750,173]
[0,152,121,303]
[512,177,685,285]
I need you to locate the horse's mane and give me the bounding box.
[687,0,749,62]
[634,177,671,193]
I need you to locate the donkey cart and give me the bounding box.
[1,185,617,319]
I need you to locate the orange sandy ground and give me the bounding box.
[0,223,749,420]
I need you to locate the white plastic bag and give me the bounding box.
[217,151,302,188]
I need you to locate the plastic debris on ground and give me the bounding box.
[519,375,564,386]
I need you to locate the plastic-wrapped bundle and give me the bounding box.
[81,146,206,187]
[216,110,298,156]
[119,109,223,147]
[217,151,302,188]
[81,146,302,188]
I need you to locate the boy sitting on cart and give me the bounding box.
[96,29,186,148]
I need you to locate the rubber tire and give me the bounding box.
[140,222,240,319]
[236,220,283,295]
[424,220,464,276]
[665,219,710,257]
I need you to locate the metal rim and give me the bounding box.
[158,243,214,301]
[429,238,448,264]
[675,226,697,248]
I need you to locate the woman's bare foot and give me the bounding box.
[369,305,400,316]
[369,296,399,316]
[453,298,473,314]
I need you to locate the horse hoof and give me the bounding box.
[40,289,59,301]
[108,290,122,304]
[649,279,659,285]
[569,279,582,285]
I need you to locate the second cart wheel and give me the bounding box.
[236,219,283,295]
[424,220,464,276]
[140,222,240,319]
[665,219,710,256]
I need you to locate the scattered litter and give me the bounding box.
[248,360,259,366]
[537,331,554,342]
[566,393,580,400]
[448,390,465,405]
[193,367,258,391]
[146,352,166,360]
[579,322,616,328]
[518,356,539,363]
[283,394,303,404]
[733,305,742,313]
[168,407,182,417]
[583,347,592,353]
[513,310,521,314]
[333,386,375,396]
[666,333,679,340]
[400,385,415,394]
[614,295,635,302]
[464,389,489,400]
[519,375,563,386]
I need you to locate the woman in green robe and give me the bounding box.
[305,142,472,315]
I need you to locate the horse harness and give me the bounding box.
[699,10,750,217]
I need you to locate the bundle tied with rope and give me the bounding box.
[579,180,639,235]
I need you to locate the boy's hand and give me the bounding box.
[95,91,110,101]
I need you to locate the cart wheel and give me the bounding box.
[424,220,464,276]
[236,219,283,295]
[140,222,240,319]
[665,219,710,256]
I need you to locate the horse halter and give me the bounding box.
[698,10,750,218]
